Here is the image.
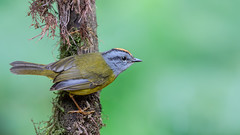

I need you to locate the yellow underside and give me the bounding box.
[68,87,102,95]
[68,74,116,95]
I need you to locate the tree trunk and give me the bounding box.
[29,0,102,134]
[54,0,102,134]
[30,0,103,134]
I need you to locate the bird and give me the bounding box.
[10,48,142,114]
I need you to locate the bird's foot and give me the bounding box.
[68,93,95,115]
[68,109,95,115]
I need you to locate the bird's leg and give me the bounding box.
[68,93,95,115]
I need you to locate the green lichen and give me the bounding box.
[59,29,86,59]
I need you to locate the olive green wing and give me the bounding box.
[45,56,75,73]
[45,56,80,82]
[50,75,109,91]
[53,66,81,83]
[50,70,112,91]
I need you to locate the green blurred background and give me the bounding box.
[1,0,240,134]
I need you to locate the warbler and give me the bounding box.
[10,48,142,114]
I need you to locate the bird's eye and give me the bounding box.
[122,56,127,61]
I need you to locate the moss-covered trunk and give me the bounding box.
[30,0,103,134]
[54,0,102,134]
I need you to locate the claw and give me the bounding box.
[68,110,95,115]
[68,93,95,115]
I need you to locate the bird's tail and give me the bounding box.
[10,61,56,79]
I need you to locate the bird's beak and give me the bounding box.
[132,58,142,62]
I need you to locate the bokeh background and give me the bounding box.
[1,0,240,134]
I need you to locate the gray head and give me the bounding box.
[102,48,142,76]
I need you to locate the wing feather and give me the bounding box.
[46,56,75,72]
[53,66,80,83]
[50,79,95,91]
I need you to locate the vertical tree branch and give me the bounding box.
[54,0,102,134]
[29,0,103,134]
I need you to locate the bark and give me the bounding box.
[53,0,103,134]
[29,0,102,134]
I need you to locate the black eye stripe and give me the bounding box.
[108,56,129,61]
[108,56,122,61]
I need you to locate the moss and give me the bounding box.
[29,0,102,134]
[59,28,88,59]
[32,93,67,135]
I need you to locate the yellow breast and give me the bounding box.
[68,73,116,95]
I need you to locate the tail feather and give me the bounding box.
[10,61,56,79]
[10,61,45,67]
